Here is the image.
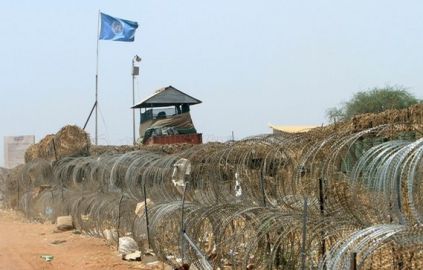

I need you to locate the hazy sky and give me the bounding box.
[1,1,423,166]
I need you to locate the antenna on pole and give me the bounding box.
[132,55,141,145]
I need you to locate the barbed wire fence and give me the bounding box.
[0,124,422,269]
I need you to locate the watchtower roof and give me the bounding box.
[132,85,202,108]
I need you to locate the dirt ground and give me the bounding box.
[0,209,166,270]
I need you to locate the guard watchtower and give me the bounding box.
[131,86,202,145]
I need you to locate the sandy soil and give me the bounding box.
[0,209,164,270]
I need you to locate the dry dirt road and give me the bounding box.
[0,209,160,270]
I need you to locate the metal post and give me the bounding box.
[181,182,188,264]
[83,101,97,130]
[132,72,136,145]
[143,181,151,249]
[17,174,20,209]
[95,10,100,145]
[95,74,98,145]
[260,163,272,260]
[117,194,124,251]
[350,252,357,270]
[319,178,326,263]
[131,55,141,145]
[183,232,213,270]
[259,171,266,207]
[301,197,308,270]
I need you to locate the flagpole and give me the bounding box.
[95,10,100,145]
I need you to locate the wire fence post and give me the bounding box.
[350,252,357,270]
[143,180,151,249]
[117,194,124,251]
[17,174,20,210]
[301,196,308,270]
[319,178,326,269]
[259,169,272,262]
[181,182,188,264]
[259,171,267,207]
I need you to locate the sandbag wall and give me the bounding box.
[2,124,423,269]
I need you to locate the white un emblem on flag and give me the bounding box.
[111,21,124,34]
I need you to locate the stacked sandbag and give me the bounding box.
[409,103,423,124]
[54,125,91,158]
[25,125,90,162]
[90,145,140,156]
[317,104,423,135]
[118,236,139,255]
[56,215,74,231]
[351,104,423,132]
[90,143,196,156]
[24,134,55,162]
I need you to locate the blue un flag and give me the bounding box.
[99,13,138,42]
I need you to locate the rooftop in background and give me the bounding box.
[269,125,318,134]
[132,85,202,109]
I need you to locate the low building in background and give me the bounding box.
[4,135,35,168]
[269,125,317,135]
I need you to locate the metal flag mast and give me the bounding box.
[95,10,100,145]
[83,10,100,144]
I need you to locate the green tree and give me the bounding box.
[327,86,420,123]
[326,107,345,124]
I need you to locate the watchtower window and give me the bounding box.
[140,107,178,123]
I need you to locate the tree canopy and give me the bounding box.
[327,86,421,123]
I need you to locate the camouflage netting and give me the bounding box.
[1,105,423,270]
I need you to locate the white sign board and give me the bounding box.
[4,135,35,169]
